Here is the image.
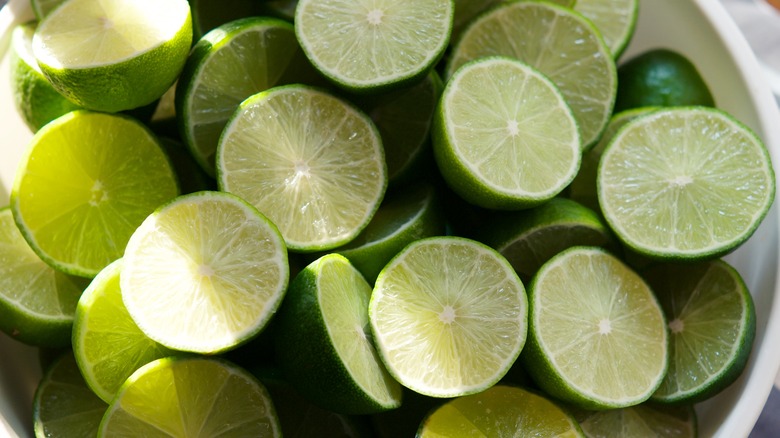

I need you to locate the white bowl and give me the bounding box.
[1,0,779,436]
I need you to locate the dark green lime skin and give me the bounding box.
[615,49,715,112]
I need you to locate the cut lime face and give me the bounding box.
[99,357,281,437]
[434,56,580,210]
[121,191,289,354]
[295,0,453,92]
[575,403,697,437]
[11,110,180,278]
[574,0,639,58]
[418,385,584,437]
[448,1,616,148]
[369,236,527,398]
[218,85,387,252]
[274,254,402,414]
[523,247,668,409]
[598,107,776,260]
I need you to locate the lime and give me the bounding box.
[369,236,527,398]
[32,0,192,112]
[176,17,321,176]
[31,0,66,19]
[418,385,584,437]
[645,260,756,404]
[575,403,697,437]
[448,0,617,148]
[615,49,715,112]
[98,356,281,437]
[598,107,776,260]
[189,0,264,39]
[574,0,639,58]
[33,353,107,438]
[9,22,81,132]
[217,85,387,252]
[522,246,668,409]
[434,56,580,209]
[73,259,174,403]
[294,0,454,92]
[11,110,180,278]
[0,208,86,348]
[121,191,289,354]
[274,254,402,414]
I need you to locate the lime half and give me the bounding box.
[574,0,639,58]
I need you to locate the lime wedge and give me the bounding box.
[369,236,527,398]
[575,403,697,437]
[121,191,289,354]
[98,357,281,437]
[598,107,776,260]
[574,0,639,58]
[217,85,387,252]
[522,246,668,409]
[434,56,580,209]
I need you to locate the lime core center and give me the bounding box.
[367,9,384,25]
[439,306,456,324]
[598,318,612,335]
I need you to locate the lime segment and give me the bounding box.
[574,0,639,58]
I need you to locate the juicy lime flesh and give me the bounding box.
[100,358,279,436]
[598,109,775,257]
[371,238,526,396]
[318,256,401,407]
[295,0,452,86]
[448,1,616,147]
[34,0,190,69]
[121,193,287,353]
[533,249,667,403]
[219,86,386,251]
[12,111,179,277]
[420,385,582,437]
[442,58,580,197]
[575,0,637,56]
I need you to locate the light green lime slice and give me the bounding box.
[98,357,281,437]
[11,110,180,278]
[218,85,387,252]
[598,107,776,260]
[121,191,289,354]
[575,0,638,58]
[434,56,580,209]
[575,403,697,437]
[369,236,527,398]
[295,0,454,92]
[448,1,616,148]
[522,246,668,409]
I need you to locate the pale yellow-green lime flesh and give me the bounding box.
[11,110,180,278]
[448,1,616,148]
[435,56,580,209]
[523,247,668,409]
[98,357,281,437]
[218,85,387,252]
[121,191,288,354]
[295,0,453,91]
[575,403,697,437]
[575,0,639,58]
[419,385,584,437]
[73,259,174,403]
[597,107,776,259]
[369,237,527,398]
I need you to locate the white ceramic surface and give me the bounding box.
[1,0,780,436]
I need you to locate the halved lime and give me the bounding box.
[575,403,697,437]
[98,357,281,437]
[369,236,527,398]
[434,56,580,209]
[218,85,387,252]
[73,259,174,403]
[294,0,453,92]
[32,0,192,112]
[121,191,289,354]
[11,110,180,278]
[645,260,756,404]
[522,246,668,409]
[598,107,776,260]
[418,385,584,437]
[574,0,639,58]
[274,254,402,414]
[448,1,616,148]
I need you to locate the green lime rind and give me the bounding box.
[597,107,776,261]
[98,356,281,437]
[72,259,175,403]
[574,0,639,59]
[274,254,402,415]
[33,352,108,438]
[521,246,668,410]
[645,260,756,405]
[0,208,87,348]
[574,402,697,437]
